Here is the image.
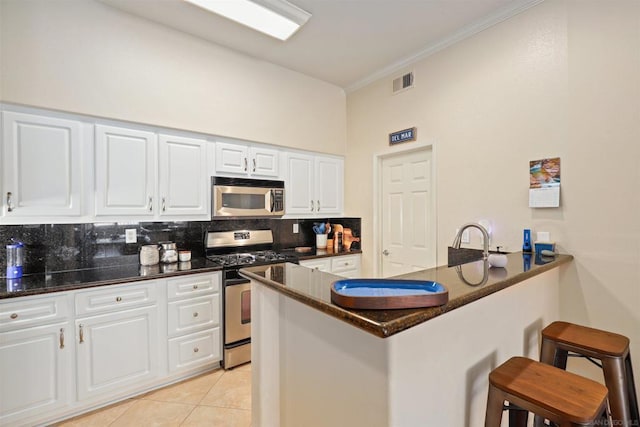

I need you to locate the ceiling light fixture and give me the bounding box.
[183,0,311,41]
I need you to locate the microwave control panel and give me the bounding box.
[272,189,284,212]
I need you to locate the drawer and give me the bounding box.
[0,294,70,332]
[167,273,220,301]
[299,258,331,272]
[75,281,157,317]
[168,328,221,373]
[331,255,361,273]
[168,294,220,337]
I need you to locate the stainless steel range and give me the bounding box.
[205,229,297,369]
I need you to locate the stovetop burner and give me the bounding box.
[204,229,298,269]
[206,250,292,267]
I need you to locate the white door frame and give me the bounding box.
[372,140,438,278]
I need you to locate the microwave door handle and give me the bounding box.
[270,189,275,212]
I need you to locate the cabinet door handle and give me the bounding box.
[310,200,314,212]
[193,347,199,353]
[162,197,166,212]
[253,158,256,172]
[79,324,84,343]
[6,192,14,212]
[148,196,153,212]
[193,284,199,290]
[244,158,248,172]
[59,328,65,349]
[317,200,320,212]
[9,313,18,320]
[116,296,122,302]
[193,312,199,318]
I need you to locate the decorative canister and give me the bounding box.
[139,245,160,266]
[159,242,178,264]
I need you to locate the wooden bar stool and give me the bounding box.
[538,321,639,427]
[485,357,608,427]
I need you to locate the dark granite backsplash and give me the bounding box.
[0,218,361,277]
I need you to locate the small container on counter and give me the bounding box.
[6,241,24,279]
[178,250,191,262]
[159,242,178,264]
[139,245,160,266]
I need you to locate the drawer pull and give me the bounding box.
[9,313,18,320]
[116,296,122,302]
[59,328,65,349]
[193,312,199,318]
[79,324,84,343]
[193,347,199,353]
[193,285,199,290]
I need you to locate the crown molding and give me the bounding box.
[345,0,545,93]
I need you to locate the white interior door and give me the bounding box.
[380,148,435,277]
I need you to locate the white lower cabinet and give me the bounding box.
[166,273,222,375]
[299,254,361,278]
[0,321,72,426]
[0,271,222,427]
[169,328,221,373]
[75,305,159,401]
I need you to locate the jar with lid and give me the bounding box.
[6,241,24,279]
[139,244,160,266]
[159,242,178,264]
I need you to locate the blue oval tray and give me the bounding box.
[331,279,448,310]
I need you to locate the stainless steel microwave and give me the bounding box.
[211,176,285,218]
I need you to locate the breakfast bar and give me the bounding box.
[240,253,573,427]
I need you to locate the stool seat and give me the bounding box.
[539,321,639,427]
[488,357,608,426]
[543,321,630,357]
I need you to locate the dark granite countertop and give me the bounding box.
[240,252,573,338]
[0,257,223,299]
[279,248,362,260]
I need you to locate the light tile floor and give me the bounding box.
[54,363,251,427]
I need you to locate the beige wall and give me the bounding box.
[347,0,639,382]
[0,0,346,154]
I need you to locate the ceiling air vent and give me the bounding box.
[392,72,414,94]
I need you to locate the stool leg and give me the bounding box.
[485,384,505,427]
[625,354,639,424]
[602,357,632,426]
[508,407,528,427]
[540,338,568,370]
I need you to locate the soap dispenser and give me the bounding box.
[522,229,532,253]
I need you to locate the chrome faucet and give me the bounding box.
[452,223,490,259]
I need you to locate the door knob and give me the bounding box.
[382,250,390,256]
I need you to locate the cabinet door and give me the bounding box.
[0,322,71,425]
[315,156,344,215]
[299,258,331,272]
[158,134,208,217]
[215,141,248,176]
[285,152,315,215]
[76,305,158,401]
[2,112,82,217]
[249,146,280,178]
[95,125,156,216]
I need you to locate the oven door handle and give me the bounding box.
[225,278,251,286]
[270,189,275,212]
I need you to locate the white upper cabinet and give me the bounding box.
[95,125,209,219]
[95,125,157,217]
[215,141,279,178]
[284,151,343,216]
[158,134,208,217]
[315,156,343,214]
[2,112,83,217]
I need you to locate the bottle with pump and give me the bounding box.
[522,229,532,253]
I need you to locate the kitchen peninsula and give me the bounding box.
[240,252,573,427]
